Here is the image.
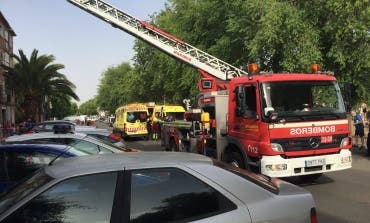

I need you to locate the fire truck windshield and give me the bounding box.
[261,81,346,122]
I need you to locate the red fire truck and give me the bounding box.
[68,0,352,179]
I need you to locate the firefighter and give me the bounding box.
[211,119,216,136]
[146,117,153,140]
[152,119,159,140]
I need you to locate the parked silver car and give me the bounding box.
[75,126,127,148]
[4,131,134,153]
[0,152,317,222]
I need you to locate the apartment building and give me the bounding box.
[0,11,16,132]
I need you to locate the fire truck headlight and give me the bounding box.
[340,137,350,148]
[271,143,284,152]
[341,156,351,164]
[265,164,287,171]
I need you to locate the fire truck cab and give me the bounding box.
[197,65,352,178]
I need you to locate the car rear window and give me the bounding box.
[213,160,279,194]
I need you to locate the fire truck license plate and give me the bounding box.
[305,158,326,167]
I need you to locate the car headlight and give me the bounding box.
[271,143,284,152]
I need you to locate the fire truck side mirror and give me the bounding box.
[264,107,278,121]
[264,107,274,116]
[235,86,247,117]
[342,82,352,112]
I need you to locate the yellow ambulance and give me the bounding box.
[113,103,149,139]
[152,105,186,122]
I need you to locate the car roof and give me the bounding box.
[39,120,76,125]
[0,143,68,151]
[45,152,213,179]
[5,132,88,142]
[75,127,111,135]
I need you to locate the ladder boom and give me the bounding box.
[68,0,247,80]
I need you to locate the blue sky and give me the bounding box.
[0,0,166,105]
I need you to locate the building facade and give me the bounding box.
[0,11,16,134]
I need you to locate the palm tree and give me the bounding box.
[11,49,79,122]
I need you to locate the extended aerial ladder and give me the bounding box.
[67,0,247,84]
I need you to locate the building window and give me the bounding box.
[3,52,9,66]
[4,30,8,41]
[0,24,3,38]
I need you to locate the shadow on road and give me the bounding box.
[282,174,335,186]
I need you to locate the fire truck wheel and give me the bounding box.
[228,152,245,169]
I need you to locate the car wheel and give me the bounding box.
[300,173,322,182]
[227,152,245,169]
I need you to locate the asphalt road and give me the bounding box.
[126,139,370,223]
[298,149,370,223]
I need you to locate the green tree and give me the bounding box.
[96,62,136,113]
[79,99,98,116]
[320,0,369,105]
[231,0,321,72]
[131,0,368,105]
[49,98,78,119]
[133,40,199,105]
[11,49,79,122]
[132,0,321,104]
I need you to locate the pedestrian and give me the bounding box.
[366,109,370,157]
[351,110,365,149]
[360,103,367,123]
[10,123,16,136]
[25,118,32,132]
[4,121,10,138]
[154,112,162,139]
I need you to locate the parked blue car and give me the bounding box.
[0,144,89,195]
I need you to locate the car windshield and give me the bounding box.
[261,81,346,122]
[165,112,185,121]
[213,160,279,194]
[84,135,127,152]
[87,134,119,144]
[127,111,147,123]
[0,170,53,215]
[66,146,91,156]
